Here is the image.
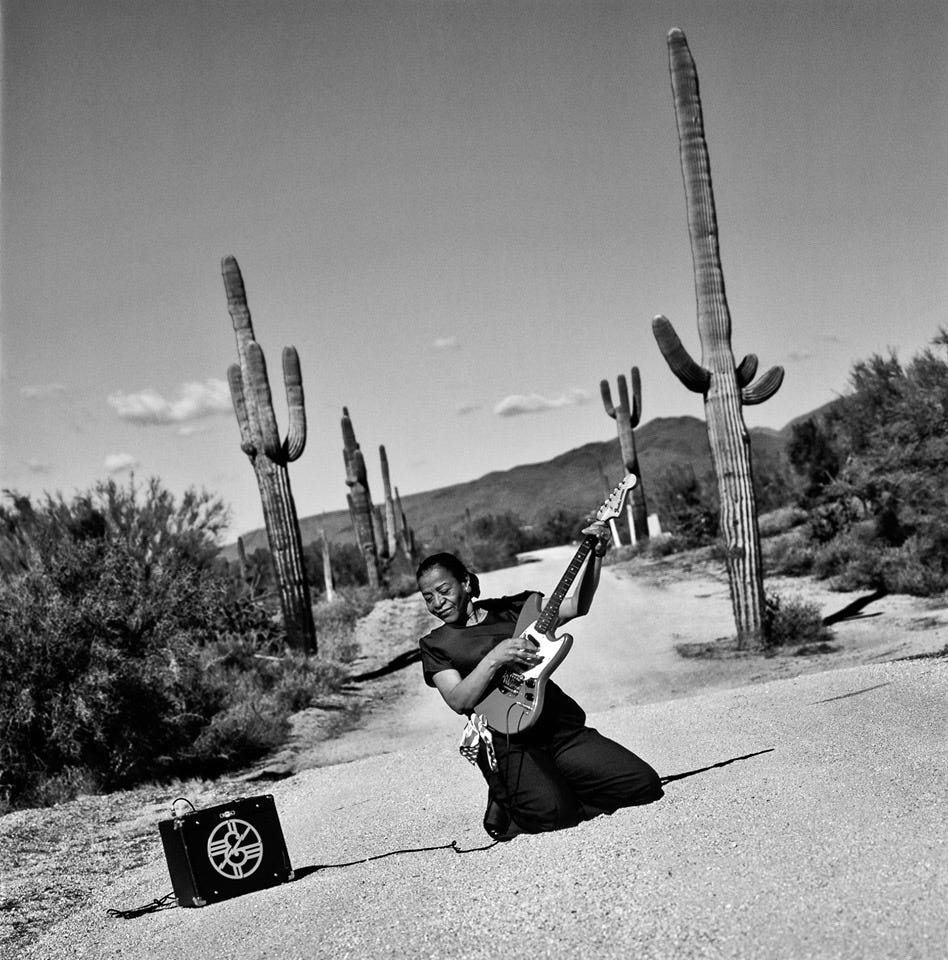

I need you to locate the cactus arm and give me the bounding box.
[227,364,256,456]
[341,407,357,451]
[222,255,254,340]
[742,366,785,406]
[599,380,617,419]
[283,347,306,462]
[735,354,758,388]
[617,373,631,416]
[652,315,711,393]
[246,342,282,461]
[629,367,642,428]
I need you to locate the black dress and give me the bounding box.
[419,591,662,833]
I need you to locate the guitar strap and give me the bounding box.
[459,713,497,771]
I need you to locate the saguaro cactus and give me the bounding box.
[223,255,316,652]
[341,407,380,587]
[652,29,784,649]
[394,486,416,564]
[600,368,649,544]
[379,446,399,559]
[319,527,336,603]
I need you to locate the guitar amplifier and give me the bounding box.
[159,794,294,907]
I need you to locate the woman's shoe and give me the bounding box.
[483,797,512,841]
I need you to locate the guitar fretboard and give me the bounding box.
[535,536,598,633]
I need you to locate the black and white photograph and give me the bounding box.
[1,1,946,957]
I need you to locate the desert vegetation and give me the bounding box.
[5,330,946,813]
[0,478,368,814]
[771,332,948,597]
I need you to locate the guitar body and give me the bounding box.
[476,593,574,736]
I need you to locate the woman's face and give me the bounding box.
[418,565,472,625]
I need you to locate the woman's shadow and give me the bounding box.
[659,747,775,785]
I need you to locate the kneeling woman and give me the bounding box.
[416,534,662,839]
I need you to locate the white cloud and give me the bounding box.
[108,379,231,425]
[456,402,482,416]
[493,388,590,417]
[177,424,213,437]
[433,336,459,350]
[21,383,66,399]
[104,453,139,474]
[24,459,51,473]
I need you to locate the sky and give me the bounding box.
[2,0,946,540]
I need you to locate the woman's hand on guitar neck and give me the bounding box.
[582,518,611,557]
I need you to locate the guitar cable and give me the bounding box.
[107,838,501,919]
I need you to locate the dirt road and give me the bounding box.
[18,549,948,960]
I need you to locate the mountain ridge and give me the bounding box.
[227,412,798,557]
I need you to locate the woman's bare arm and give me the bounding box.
[557,520,610,624]
[431,635,543,714]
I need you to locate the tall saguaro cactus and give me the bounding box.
[600,368,649,544]
[394,486,416,564]
[341,407,380,587]
[379,445,400,559]
[223,255,316,652]
[652,29,784,649]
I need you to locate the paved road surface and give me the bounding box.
[22,550,948,959]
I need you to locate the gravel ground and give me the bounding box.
[14,657,947,960]
[7,549,947,959]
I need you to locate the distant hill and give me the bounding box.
[226,414,790,558]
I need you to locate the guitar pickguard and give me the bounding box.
[476,594,574,736]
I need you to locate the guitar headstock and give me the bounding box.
[595,473,637,523]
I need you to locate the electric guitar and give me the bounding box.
[474,473,637,736]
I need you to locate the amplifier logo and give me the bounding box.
[206,819,264,879]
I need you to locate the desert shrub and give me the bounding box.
[764,593,832,648]
[532,507,590,548]
[786,331,948,596]
[303,540,370,594]
[758,506,808,539]
[650,464,719,546]
[787,415,844,505]
[752,449,799,515]
[0,480,362,812]
[613,533,693,562]
[642,533,693,557]
[763,532,816,577]
[421,511,532,573]
[811,531,947,596]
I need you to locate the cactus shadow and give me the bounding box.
[347,648,422,683]
[821,587,887,626]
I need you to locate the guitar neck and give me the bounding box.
[535,535,598,633]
